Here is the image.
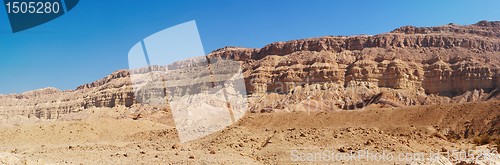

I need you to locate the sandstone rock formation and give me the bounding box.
[1,21,499,119]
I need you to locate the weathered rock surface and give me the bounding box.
[1,21,500,119]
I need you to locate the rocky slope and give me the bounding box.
[0,101,499,164]
[1,21,499,119]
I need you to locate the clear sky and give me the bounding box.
[1,0,500,94]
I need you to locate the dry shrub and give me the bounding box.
[473,134,492,146]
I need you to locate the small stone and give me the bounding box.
[172,143,181,149]
[365,139,374,145]
[338,147,346,153]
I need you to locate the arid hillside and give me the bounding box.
[0,21,500,164]
[1,21,499,118]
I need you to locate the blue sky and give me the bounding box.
[1,0,500,94]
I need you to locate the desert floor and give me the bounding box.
[0,101,499,164]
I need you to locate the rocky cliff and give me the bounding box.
[1,21,499,119]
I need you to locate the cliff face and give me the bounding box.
[1,21,500,119]
[194,21,500,112]
[0,70,135,119]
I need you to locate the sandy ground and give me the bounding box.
[0,101,499,164]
